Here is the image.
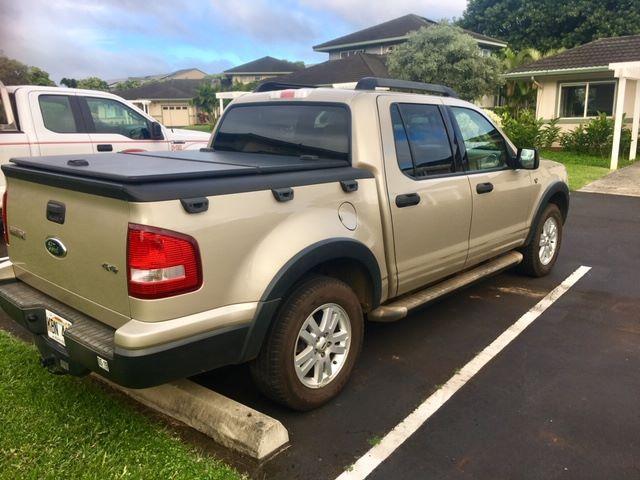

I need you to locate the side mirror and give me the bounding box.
[513,147,539,170]
[150,122,164,140]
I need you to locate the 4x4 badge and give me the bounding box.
[44,237,67,258]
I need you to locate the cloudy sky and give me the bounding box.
[0,0,468,82]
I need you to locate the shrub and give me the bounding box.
[499,109,560,149]
[560,113,632,158]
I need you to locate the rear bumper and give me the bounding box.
[0,279,250,388]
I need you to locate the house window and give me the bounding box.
[339,49,365,59]
[558,81,616,118]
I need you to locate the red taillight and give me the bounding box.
[2,190,8,245]
[127,224,202,299]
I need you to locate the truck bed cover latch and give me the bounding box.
[272,188,294,202]
[340,180,358,193]
[180,197,209,214]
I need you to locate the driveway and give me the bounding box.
[196,191,640,479]
[580,161,640,197]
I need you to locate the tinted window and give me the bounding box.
[85,97,150,139]
[391,103,454,178]
[390,104,413,173]
[213,104,350,161]
[451,107,509,171]
[586,83,615,116]
[39,95,78,133]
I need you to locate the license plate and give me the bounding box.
[46,310,72,346]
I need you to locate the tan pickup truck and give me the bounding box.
[0,78,569,410]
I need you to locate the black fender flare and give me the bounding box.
[240,238,382,361]
[524,182,570,246]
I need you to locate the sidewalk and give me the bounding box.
[579,161,640,197]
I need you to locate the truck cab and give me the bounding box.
[0,82,211,204]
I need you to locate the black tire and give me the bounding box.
[518,203,563,277]
[250,275,364,411]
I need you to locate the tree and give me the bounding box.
[76,77,109,91]
[459,0,640,51]
[60,78,78,88]
[190,82,219,124]
[386,23,503,102]
[27,66,55,86]
[112,79,141,91]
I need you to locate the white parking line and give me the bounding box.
[336,265,592,480]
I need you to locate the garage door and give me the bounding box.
[161,105,190,127]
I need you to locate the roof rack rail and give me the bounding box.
[254,81,318,93]
[355,77,459,98]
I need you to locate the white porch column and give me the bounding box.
[219,98,224,115]
[610,77,626,170]
[631,79,640,161]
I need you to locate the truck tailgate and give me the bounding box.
[6,177,130,327]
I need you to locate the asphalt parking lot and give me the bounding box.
[196,191,640,479]
[1,191,638,479]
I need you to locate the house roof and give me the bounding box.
[506,35,640,77]
[108,68,207,87]
[224,56,304,74]
[115,79,208,100]
[268,53,389,86]
[313,14,507,51]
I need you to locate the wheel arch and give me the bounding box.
[524,182,569,246]
[240,238,382,361]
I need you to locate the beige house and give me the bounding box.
[108,68,207,88]
[116,79,210,127]
[505,35,640,167]
[223,56,304,85]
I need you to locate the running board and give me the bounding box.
[369,251,523,322]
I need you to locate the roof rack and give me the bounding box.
[355,77,458,98]
[254,81,318,93]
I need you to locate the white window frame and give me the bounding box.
[556,80,618,119]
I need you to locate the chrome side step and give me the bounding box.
[369,251,523,322]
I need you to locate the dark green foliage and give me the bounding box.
[60,78,78,88]
[387,22,504,102]
[560,113,633,158]
[76,77,109,91]
[459,0,640,51]
[499,109,560,149]
[0,54,55,86]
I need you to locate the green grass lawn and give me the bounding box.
[0,330,243,480]
[541,150,635,191]
[181,124,214,133]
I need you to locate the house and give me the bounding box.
[115,79,210,127]
[504,35,640,168]
[223,56,304,85]
[312,14,507,60]
[108,68,207,88]
[268,53,389,87]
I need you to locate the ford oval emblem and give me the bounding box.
[45,237,67,258]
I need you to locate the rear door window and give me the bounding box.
[213,104,350,161]
[38,95,79,133]
[391,103,455,178]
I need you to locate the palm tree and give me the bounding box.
[190,82,218,124]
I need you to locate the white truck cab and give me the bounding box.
[0,82,211,204]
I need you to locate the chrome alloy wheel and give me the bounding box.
[294,303,352,389]
[539,217,559,266]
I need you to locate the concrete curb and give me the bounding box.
[100,377,289,460]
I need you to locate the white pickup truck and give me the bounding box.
[0,82,211,205]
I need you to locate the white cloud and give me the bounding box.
[301,0,467,27]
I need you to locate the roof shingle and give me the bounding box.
[114,79,208,100]
[313,14,506,50]
[224,56,303,74]
[508,35,640,75]
[267,54,389,86]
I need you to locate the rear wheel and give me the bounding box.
[250,276,363,411]
[519,203,563,277]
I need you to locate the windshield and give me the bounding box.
[213,104,350,161]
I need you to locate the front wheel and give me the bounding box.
[250,276,363,411]
[518,203,563,277]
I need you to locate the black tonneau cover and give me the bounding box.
[7,150,348,183]
[3,150,373,202]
